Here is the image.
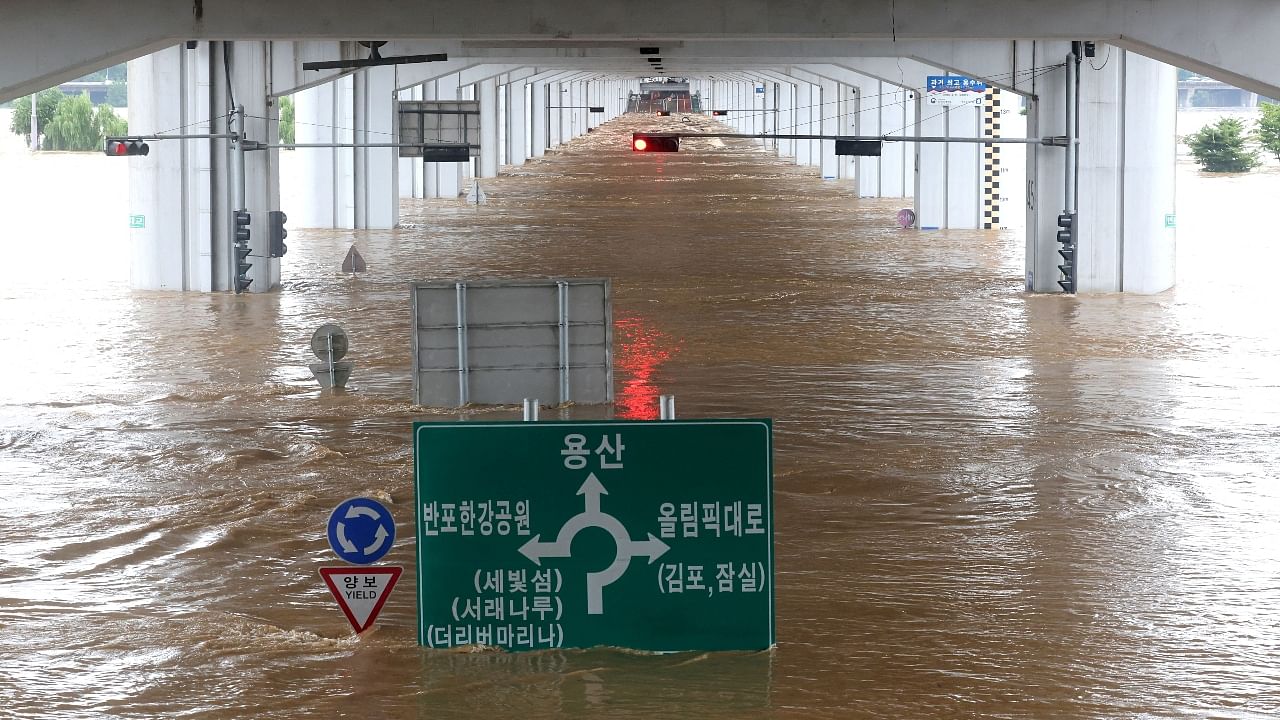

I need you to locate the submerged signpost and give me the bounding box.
[414,419,774,652]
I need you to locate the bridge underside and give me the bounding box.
[5,0,1257,297]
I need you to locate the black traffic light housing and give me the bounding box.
[268,210,288,258]
[1056,211,1078,293]
[632,133,680,152]
[104,138,150,156]
[233,210,252,293]
[711,110,728,116]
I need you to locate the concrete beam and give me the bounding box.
[5,2,1279,103]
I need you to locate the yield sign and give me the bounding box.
[320,566,403,633]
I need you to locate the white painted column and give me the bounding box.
[795,81,812,166]
[854,77,882,197]
[294,82,338,226]
[293,76,356,227]
[434,73,462,198]
[531,81,548,157]
[838,83,857,180]
[231,41,282,292]
[762,79,776,154]
[819,77,839,179]
[507,79,528,166]
[914,95,947,229]
[128,44,215,291]
[353,65,398,228]
[479,76,499,177]
[1028,46,1176,293]
[881,86,910,198]
[398,84,424,199]
[946,102,983,229]
[777,80,795,159]
[423,78,439,198]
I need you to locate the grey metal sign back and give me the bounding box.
[411,279,613,407]
[398,100,480,158]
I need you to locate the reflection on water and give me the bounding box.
[1,113,1279,718]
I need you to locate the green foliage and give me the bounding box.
[278,96,295,145]
[106,80,128,108]
[1185,117,1259,173]
[1257,103,1280,161]
[8,89,66,143]
[43,93,100,150]
[37,93,128,151]
[95,103,128,139]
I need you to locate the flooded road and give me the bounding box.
[2,113,1279,718]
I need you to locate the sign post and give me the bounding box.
[414,419,774,652]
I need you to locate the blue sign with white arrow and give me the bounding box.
[327,497,396,564]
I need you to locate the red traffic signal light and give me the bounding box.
[632,133,679,153]
[711,110,729,116]
[104,138,149,157]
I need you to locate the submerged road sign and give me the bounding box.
[327,497,396,565]
[414,419,773,652]
[320,566,403,633]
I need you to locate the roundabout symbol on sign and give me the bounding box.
[327,497,396,565]
[518,473,670,615]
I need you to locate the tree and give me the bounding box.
[95,103,128,139]
[38,93,128,151]
[43,92,100,150]
[278,95,296,145]
[8,89,66,144]
[1185,117,1259,173]
[1257,102,1280,162]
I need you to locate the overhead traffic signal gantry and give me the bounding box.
[632,133,680,153]
[103,138,150,156]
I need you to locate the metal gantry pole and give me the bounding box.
[523,399,540,421]
[659,395,676,420]
[29,93,38,151]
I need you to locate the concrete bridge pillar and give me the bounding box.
[479,76,500,178]
[531,80,548,157]
[913,97,984,229]
[129,42,287,292]
[776,80,795,159]
[126,44,217,291]
[881,86,914,199]
[293,75,356,228]
[353,65,398,227]
[399,84,425,199]
[794,81,813,167]
[431,73,462,198]
[838,83,857,181]
[818,77,839,179]
[1028,46,1176,294]
[506,79,528,166]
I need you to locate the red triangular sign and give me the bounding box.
[320,566,403,633]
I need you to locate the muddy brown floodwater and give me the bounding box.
[1,113,1279,719]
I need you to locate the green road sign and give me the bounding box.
[414,419,774,652]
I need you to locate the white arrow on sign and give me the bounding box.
[517,473,670,614]
[336,505,392,557]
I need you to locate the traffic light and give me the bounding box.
[233,210,252,293]
[104,138,149,156]
[234,210,251,244]
[1056,211,1077,293]
[268,210,288,258]
[632,133,680,152]
[711,110,728,116]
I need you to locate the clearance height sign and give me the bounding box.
[414,419,774,652]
